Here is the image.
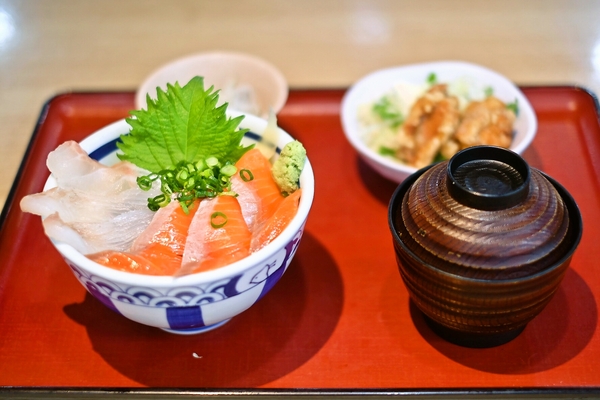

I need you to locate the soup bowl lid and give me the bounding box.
[392,146,580,280]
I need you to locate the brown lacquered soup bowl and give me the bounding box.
[388,146,583,348]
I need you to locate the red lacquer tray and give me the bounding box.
[1,88,600,398]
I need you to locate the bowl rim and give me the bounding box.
[46,111,314,288]
[341,60,538,179]
[135,51,289,115]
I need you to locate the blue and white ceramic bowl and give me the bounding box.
[43,112,314,334]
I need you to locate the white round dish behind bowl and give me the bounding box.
[136,52,289,119]
[44,112,314,334]
[341,61,538,183]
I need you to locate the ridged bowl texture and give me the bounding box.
[388,146,582,347]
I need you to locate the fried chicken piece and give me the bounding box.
[454,96,516,150]
[397,84,460,168]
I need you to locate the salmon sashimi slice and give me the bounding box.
[251,189,302,252]
[89,242,182,276]
[230,148,284,233]
[89,200,199,276]
[130,200,198,254]
[180,195,252,275]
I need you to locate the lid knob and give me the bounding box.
[446,146,530,210]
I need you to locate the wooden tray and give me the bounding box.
[1,88,600,398]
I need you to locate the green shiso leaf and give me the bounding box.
[117,76,252,173]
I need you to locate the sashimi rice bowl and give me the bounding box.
[20,77,314,334]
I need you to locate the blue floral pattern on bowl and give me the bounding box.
[64,228,303,334]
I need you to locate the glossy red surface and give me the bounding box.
[0,88,599,392]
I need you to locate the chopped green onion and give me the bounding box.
[378,146,396,156]
[240,169,254,182]
[206,157,219,168]
[221,164,237,176]
[137,175,155,191]
[484,86,494,97]
[147,193,171,211]
[372,96,404,128]
[185,178,195,188]
[137,156,241,213]
[433,152,446,163]
[210,211,228,228]
[179,200,191,215]
[506,99,519,116]
[161,182,173,196]
[195,159,207,170]
[176,169,189,182]
[427,72,438,85]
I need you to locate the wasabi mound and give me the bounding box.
[272,140,306,196]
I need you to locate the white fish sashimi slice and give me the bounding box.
[20,188,71,220]
[42,213,94,255]
[21,182,153,223]
[179,199,213,270]
[41,209,154,255]
[47,141,149,193]
[20,140,160,254]
[46,140,104,185]
[230,177,260,231]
